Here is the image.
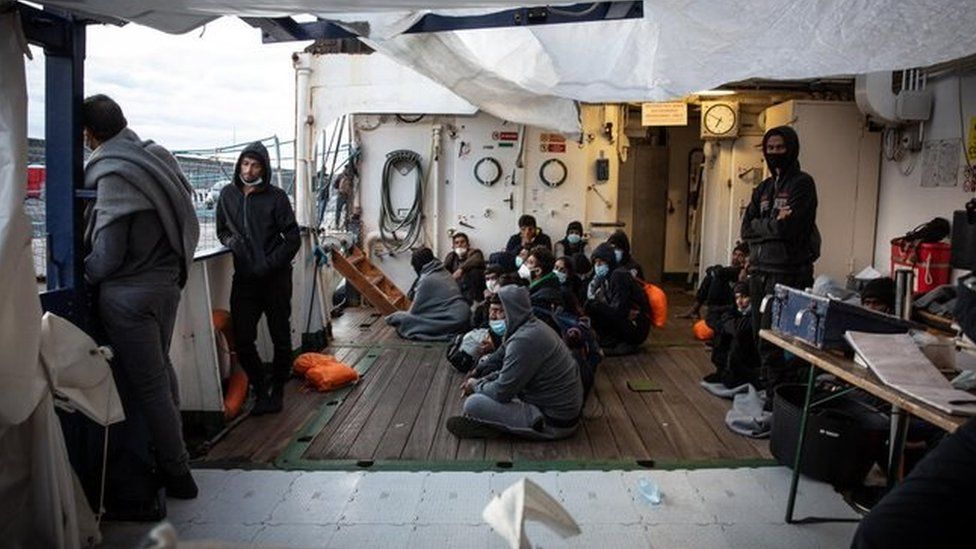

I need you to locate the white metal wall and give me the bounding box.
[352,108,621,292]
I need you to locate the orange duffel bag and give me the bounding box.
[638,280,668,328]
[294,352,359,392]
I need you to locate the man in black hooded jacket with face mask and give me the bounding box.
[741,126,820,400]
[216,142,300,415]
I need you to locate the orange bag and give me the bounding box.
[639,280,668,328]
[294,352,359,392]
[305,362,359,392]
[692,319,714,341]
[293,352,338,376]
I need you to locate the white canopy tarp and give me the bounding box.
[33,1,976,133]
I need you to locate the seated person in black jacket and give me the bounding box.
[585,243,651,355]
[683,241,749,321]
[606,229,644,280]
[859,276,896,314]
[555,255,586,313]
[505,214,553,254]
[443,232,486,303]
[522,246,579,314]
[704,281,760,388]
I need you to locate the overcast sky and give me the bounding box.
[26,17,310,151]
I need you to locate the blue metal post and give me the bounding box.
[42,11,85,291]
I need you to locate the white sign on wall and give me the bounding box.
[641,101,688,127]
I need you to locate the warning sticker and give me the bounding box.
[498,131,519,141]
[539,133,567,153]
[968,116,976,163]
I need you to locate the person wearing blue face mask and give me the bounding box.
[555,256,586,310]
[556,221,587,258]
[448,286,583,440]
[584,243,651,356]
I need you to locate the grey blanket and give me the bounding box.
[700,380,750,399]
[725,384,772,438]
[386,259,471,341]
[84,128,200,285]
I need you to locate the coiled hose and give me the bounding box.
[379,149,425,253]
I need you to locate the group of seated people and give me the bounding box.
[385,214,653,440]
[690,241,898,393]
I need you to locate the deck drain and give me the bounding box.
[635,460,656,468]
[356,460,375,468]
[495,461,513,469]
[297,436,313,443]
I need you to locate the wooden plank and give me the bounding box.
[202,344,363,462]
[636,349,728,460]
[399,351,457,460]
[587,356,650,459]
[305,347,401,458]
[580,383,620,460]
[761,330,966,434]
[659,349,764,459]
[428,368,465,460]
[602,356,679,460]
[371,347,441,459]
[345,350,424,460]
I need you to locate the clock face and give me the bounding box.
[703,103,737,136]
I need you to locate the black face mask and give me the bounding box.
[765,153,790,173]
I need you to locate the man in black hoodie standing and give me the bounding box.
[741,126,820,398]
[216,142,300,415]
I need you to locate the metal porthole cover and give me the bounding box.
[539,158,568,188]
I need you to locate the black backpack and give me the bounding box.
[445,332,476,373]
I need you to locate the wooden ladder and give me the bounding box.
[330,246,411,315]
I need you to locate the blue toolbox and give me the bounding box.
[769,284,918,350]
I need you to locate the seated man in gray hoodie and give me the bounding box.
[448,285,583,440]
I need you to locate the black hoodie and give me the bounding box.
[216,141,300,278]
[740,126,820,274]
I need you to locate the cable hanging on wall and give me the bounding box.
[379,149,425,253]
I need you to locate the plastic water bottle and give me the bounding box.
[637,478,662,505]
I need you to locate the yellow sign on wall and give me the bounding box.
[968,116,976,163]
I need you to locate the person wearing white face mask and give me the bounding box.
[525,246,580,315]
[703,281,760,389]
[443,232,486,303]
[217,141,301,417]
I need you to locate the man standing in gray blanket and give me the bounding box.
[216,141,300,415]
[82,95,200,499]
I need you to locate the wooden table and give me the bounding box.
[759,329,968,524]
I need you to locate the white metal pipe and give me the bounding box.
[431,124,443,257]
[293,53,314,228]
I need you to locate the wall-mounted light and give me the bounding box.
[695,89,736,96]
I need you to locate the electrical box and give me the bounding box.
[895,90,933,122]
[596,158,610,181]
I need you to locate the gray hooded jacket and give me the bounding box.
[475,285,583,422]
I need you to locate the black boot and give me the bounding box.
[162,470,199,500]
[250,379,272,416]
[264,381,285,414]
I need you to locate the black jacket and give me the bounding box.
[216,142,300,279]
[740,127,820,273]
[505,230,553,254]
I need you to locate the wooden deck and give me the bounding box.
[200,286,773,468]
